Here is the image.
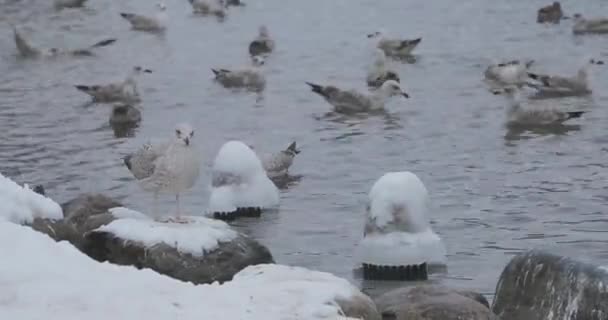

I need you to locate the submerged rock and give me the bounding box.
[375,285,496,320]
[493,250,608,320]
[84,216,274,284]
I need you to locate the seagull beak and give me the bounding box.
[184,137,190,146]
[402,91,410,98]
[366,33,374,38]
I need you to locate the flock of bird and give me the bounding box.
[8,0,608,219]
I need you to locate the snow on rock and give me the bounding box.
[108,207,149,220]
[96,216,238,257]
[0,172,62,224]
[0,222,377,320]
[356,171,446,266]
[208,140,279,213]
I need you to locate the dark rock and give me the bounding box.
[33,184,45,196]
[375,285,497,320]
[61,193,122,223]
[363,263,428,281]
[84,225,275,284]
[212,207,262,221]
[493,250,608,320]
[28,218,80,244]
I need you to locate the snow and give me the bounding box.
[108,207,149,220]
[208,140,279,213]
[96,216,238,257]
[0,173,62,224]
[0,222,362,320]
[357,171,447,266]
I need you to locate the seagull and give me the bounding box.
[248,25,275,59]
[305,80,408,113]
[54,0,87,9]
[367,30,422,58]
[367,49,400,88]
[12,26,116,58]
[75,66,152,104]
[261,142,300,178]
[526,59,602,97]
[484,59,535,88]
[492,87,586,126]
[124,123,201,220]
[220,0,245,7]
[537,2,564,24]
[211,56,266,92]
[187,0,225,18]
[120,3,168,33]
[572,14,608,35]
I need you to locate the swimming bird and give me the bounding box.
[120,3,167,33]
[367,49,400,88]
[109,103,142,126]
[492,87,586,126]
[12,26,116,58]
[526,59,602,97]
[248,25,275,59]
[54,0,87,9]
[367,30,422,58]
[572,14,608,35]
[75,66,152,104]
[221,0,245,7]
[537,2,564,24]
[124,123,201,220]
[484,59,535,88]
[187,0,225,18]
[261,142,300,178]
[211,56,266,92]
[306,80,408,113]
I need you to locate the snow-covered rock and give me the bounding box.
[0,222,379,320]
[84,214,274,284]
[0,173,62,224]
[356,172,447,267]
[208,140,279,216]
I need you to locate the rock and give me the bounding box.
[61,193,122,223]
[493,250,608,320]
[28,218,80,244]
[84,217,275,284]
[375,285,497,320]
[336,293,382,320]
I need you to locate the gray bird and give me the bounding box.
[54,0,87,9]
[120,3,167,33]
[75,66,152,104]
[188,0,226,18]
[12,26,116,58]
[306,80,408,113]
[262,142,300,178]
[212,56,266,92]
[526,59,602,97]
[572,14,608,35]
[248,25,275,58]
[537,2,564,24]
[367,30,422,58]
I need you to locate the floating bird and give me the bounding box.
[212,56,266,92]
[75,66,152,104]
[492,87,586,126]
[12,26,116,58]
[367,30,422,58]
[248,25,275,59]
[306,80,408,113]
[120,3,168,33]
[484,59,535,88]
[367,49,400,88]
[572,14,608,35]
[537,2,564,24]
[526,59,602,97]
[54,0,87,9]
[188,0,225,18]
[261,142,300,178]
[124,123,201,220]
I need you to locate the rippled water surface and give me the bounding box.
[2,0,608,300]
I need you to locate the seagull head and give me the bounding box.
[380,80,409,98]
[251,55,265,66]
[175,123,194,146]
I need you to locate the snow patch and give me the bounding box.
[0,173,62,224]
[208,140,279,213]
[357,171,446,266]
[108,207,149,220]
[0,222,360,320]
[96,216,238,257]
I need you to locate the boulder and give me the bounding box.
[84,216,274,284]
[493,250,608,320]
[375,285,496,320]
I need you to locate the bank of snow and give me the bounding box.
[0,222,364,319]
[0,173,62,224]
[356,171,447,266]
[208,140,279,213]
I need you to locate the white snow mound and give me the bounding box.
[208,140,279,213]
[0,173,62,224]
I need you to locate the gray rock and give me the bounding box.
[493,249,608,320]
[337,293,382,320]
[61,193,122,223]
[84,227,275,284]
[375,285,496,320]
[28,217,79,244]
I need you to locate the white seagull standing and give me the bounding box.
[123,123,201,220]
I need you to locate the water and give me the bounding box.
[1,0,608,301]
